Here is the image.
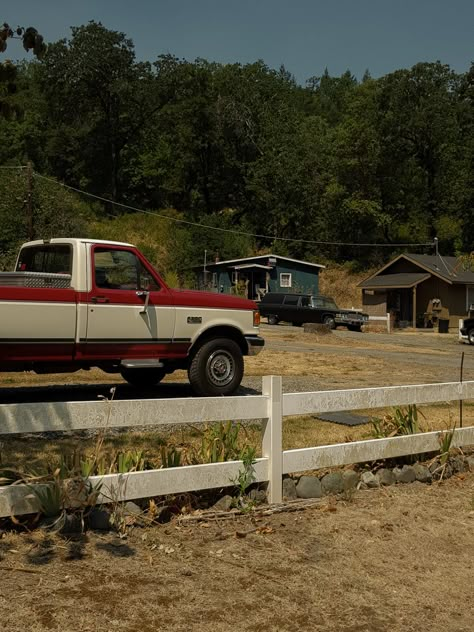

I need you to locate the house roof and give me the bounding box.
[358,253,474,288]
[359,272,431,289]
[205,254,325,270]
[232,263,272,270]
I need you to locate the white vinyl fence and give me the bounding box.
[1,376,474,517]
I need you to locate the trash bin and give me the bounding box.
[438,318,449,333]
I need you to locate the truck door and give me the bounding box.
[82,245,176,361]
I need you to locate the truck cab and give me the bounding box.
[0,238,264,396]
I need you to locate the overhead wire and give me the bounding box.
[26,170,434,249]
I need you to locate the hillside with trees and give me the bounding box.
[1,21,474,279]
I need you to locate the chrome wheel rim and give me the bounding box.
[206,350,234,386]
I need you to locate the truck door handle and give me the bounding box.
[91,296,110,304]
[136,290,150,313]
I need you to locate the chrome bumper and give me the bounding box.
[245,335,265,356]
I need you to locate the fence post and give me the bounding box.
[387,312,391,334]
[262,375,283,504]
[459,318,464,342]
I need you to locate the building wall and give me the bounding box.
[362,290,387,316]
[267,262,319,295]
[416,278,466,326]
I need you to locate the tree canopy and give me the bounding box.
[1,20,474,275]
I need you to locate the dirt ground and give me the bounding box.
[2,327,474,631]
[1,474,473,632]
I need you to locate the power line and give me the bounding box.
[33,171,433,249]
[0,165,28,169]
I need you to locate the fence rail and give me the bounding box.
[1,376,473,518]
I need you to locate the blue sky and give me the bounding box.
[3,1,474,83]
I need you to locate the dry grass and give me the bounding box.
[318,264,375,309]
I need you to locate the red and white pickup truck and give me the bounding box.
[0,238,264,396]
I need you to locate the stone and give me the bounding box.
[321,472,344,495]
[342,470,360,491]
[88,507,111,531]
[376,468,396,486]
[394,465,416,484]
[211,495,233,511]
[303,323,332,335]
[296,475,322,499]
[360,471,379,488]
[124,501,142,516]
[281,477,297,500]
[248,488,268,503]
[413,463,432,483]
[450,456,466,473]
[466,456,474,472]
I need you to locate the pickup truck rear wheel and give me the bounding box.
[120,367,166,387]
[188,338,244,397]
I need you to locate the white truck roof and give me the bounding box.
[21,238,134,248]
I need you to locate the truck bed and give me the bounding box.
[0,272,72,289]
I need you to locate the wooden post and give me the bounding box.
[26,161,34,240]
[412,286,417,328]
[262,375,283,504]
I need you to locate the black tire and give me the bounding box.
[267,315,279,325]
[323,315,336,329]
[468,329,474,345]
[292,322,302,327]
[120,367,167,387]
[188,338,244,397]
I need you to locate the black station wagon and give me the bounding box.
[259,293,369,331]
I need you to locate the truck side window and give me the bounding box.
[93,248,160,291]
[300,297,310,307]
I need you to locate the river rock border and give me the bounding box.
[283,454,474,501]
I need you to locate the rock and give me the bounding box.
[376,468,396,486]
[88,507,110,531]
[342,470,360,491]
[413,463,432,483]
[450,456,466,473]
[429,460,441,475]
[466,456,474,471]
[321,472,344,495]
[394,465,416,484]
[124,501,142,516]
[248,488,267,503]
[360,471,379,488]
[281,477,297,500]
[296,475,322,499]
[211,495,233,511]
[303,323,332,335]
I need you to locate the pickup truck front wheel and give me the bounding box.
[188,338,244,397]
[120,367,166,388]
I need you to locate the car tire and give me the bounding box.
[468,329,474,345]
[292,322,302,327]
[268,315,279,325]
[120,367,167,387]
[347,325,362,332]
[188,338,244,397]
[323,315,336,329]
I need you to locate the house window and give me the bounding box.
[280,273,292,288]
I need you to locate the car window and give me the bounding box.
[300,296,310,307]
[283,295,299,306]
[93,248,160,291]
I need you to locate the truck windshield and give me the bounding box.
[311,296,339,310]
[16,245,72,274]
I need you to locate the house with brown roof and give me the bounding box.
[358,253,474,329]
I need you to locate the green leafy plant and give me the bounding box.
[370,405,424,438]
[438,425,456,465]
[198,421,242,463]
[160,445,182,468]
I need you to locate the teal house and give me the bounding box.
[197,254,324,300]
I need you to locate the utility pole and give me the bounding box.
[26,161,34,240]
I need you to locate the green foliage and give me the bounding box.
[232,446,257,498]
[370,405,424,438]
[198,421,242,463]
[160,445,182,468]
[2,22,474,270]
